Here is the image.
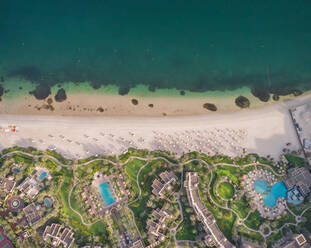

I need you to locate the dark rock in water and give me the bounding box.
[131,99,139,105]
[272,94,280,101]
[19,86,23,90]
[97,107,104,112]
[0,84,3,97]
[29,85,51,100]
[47,98,53,105]
[54,88,67,102]
[203,103,217,111]
[235,96,250,108]
[148,85,156,92]
[148,103,154,108]
[180,90,185,96]
[91,81,101,89]
[118,87,130,95]
[4,90,9,94]
[0,76,4,82]
[293,89,302,96]
[251,85,270,102]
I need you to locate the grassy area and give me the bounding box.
[244,210,264,230]
[238,225,264,245]
[46,150,72,165]
[12,153,34,164]
[124,158,146,196]
[119,148,149,163]
[285,154,307,167]
[176,190,200,241]
[217,182,234,199]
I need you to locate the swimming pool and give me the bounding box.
[253,179,287,207]
[44,198,52,207]
[264,182,287,207]
[39,171,47,181]
[99,182,115,206]
[254,179,269,194]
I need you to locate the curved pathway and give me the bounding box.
[0,148,303,247]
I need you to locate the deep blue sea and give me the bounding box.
[1,0,311,100]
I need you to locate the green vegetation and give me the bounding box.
[285,154,307,167]
[124,159,146,196]
[217,182,234,199]
[244,210,264,230]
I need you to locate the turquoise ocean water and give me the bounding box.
[0,0,311,100]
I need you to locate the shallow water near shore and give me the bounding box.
[0,0,311,101]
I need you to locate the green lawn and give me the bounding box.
[244,210,263,230]
[217,182,234,199]
[124,159,146,195]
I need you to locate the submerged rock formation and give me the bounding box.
[54,88,67,102]
[118,87,130,95]
[29,84,51,100]
[251,86,270,102]
[203,103,217,111]
[235,96,250,108]
[272,94,280,101]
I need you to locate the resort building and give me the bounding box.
[128,240,145,248]
[184,172,235,248]
[23,203,41,226]
[281,234,310,248]
[43,223,75,248]
[284,167,311,197]
[146,207,173,243]
[17,176,41,199]
[0,177,15,193]
[0,177,15,201]
[151,171,177,197]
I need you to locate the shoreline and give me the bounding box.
[1,93,311,160]
[0,79,308,117]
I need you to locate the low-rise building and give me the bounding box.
[128,239,145,248]
[151,171,177,197]
[284,167,311,197]
[17,176,41,199]
[184,172,235,248]
[43,223,75,248]
[0,177,15,193]
[281,234,310,248]
[23,203,41,226]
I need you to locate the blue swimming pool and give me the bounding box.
[44,198,52,207]
[253,179,287,207]
[39,171,47,181]
[254,179,269,194]
[99,182,115,206]
[264,182,287,207]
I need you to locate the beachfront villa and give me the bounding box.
[244,167,311,219]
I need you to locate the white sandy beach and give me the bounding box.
[1,93,310,160]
